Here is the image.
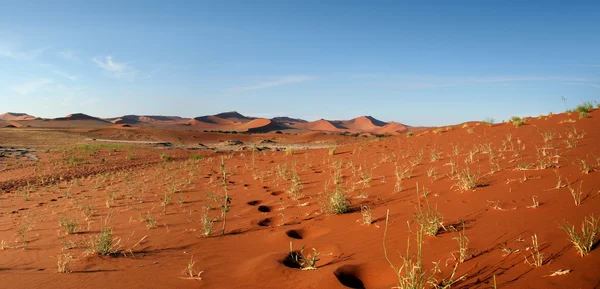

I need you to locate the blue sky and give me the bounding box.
[0,0,599,126]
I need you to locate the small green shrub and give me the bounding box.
[59,215,79,234]
[576,101,593,113]
[160,153,173,161]
[510,116,526,127]
[189,153,204,160]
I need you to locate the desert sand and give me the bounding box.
[0,108,599,289]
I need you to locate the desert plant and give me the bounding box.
[579,111,589,119]
[189,153,204,161]
[200,208,214,237]
[414,195,443,236]
[140,211,157,228]
[483,118,494,126]
[527,196,540,209]
[57,253,72,273]
[161,190,174,215]
[183,255,203,279]
[575,101,593,113]
[360,166,373,188]
[285,147,295,155]
[289,242,320,270]
[328,145,337,156]
[59,215,79,235]
[567,180,584,206]
[453,168,480,192]
[579,159,593,174]
[287,170,304,201]
[510,116,526,127]
[160,153,173,161]
[321,183,350,215]
[383,210,464,289]
[17,216,33,249]
[558,215,600,257]
[426,166,438,180]
[524,234,543,267]
[453,225,469,263]
[219,157,231,235]
[541,131,556,143]
[359,205,372,225]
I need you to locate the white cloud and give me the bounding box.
[92,55,137,79]
[11,78,53,95]
[58,50,80,63]
[0,45,47,60]
[225,75,317,93]
[51,69,78,81]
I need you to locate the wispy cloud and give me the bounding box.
[51,69,78,81]
[0,45,48,60]
[225,75,317,93]
[58,50,80,63]
[92,55,137,79]
[11,78,53,95]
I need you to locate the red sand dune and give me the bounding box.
[293,119,343,132]
[0,112,36,121]
[55,113,110,122]
[375,121,408,134]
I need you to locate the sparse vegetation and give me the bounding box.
[59,215,79,234]
[559,215,600,257]
[510,116,526,127]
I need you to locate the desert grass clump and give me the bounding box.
[524,234,544,267]
[189,153,204,161]
[287,169,304,201]
[567,180,584,206]
[359,205,372,225]
[579,159,593,174]
[200,208,214,237]
[559,215,600,257]
[383,210,464,289]
[576,101,593,113]
[414,195,444,236]
[510,116,526,127]
[160,153,173,161]
[289,242,320,270]
[453,168,480,192]
[321,182,350,215]
[183,255,203,280]
[285,147,295,156]
[453,226,469,263]
[483,118,494,126]
[328,145,337,156]
[140,211,157,228]
[57,253,72,273]
[59,215,79,235]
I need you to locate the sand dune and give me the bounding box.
[0,112,36,121]
[2,111,411,135]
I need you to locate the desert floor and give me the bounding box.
[1,110,599,289]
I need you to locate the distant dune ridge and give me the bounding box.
[0,112,37,121]
[0,111,411,135]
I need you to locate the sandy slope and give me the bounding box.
[0,109,599,289]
